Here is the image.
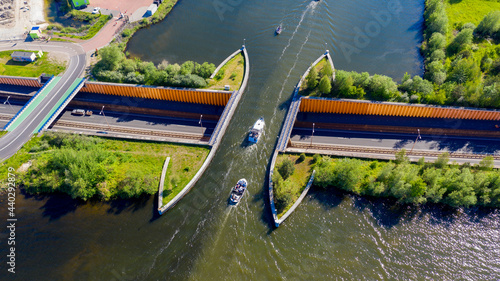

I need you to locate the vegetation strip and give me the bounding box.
[157,157,171,208]
[0,50,66,77]
[158,47,250,214]
[0,132,209,200]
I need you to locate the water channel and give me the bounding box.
[1,0,499,280]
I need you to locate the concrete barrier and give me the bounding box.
[158,46,250,214]
[275,170,316,226]
[157,157,171,210]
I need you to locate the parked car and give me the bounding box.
[85,110,93,116]
[72,109,85,116]
[92,7,101,14]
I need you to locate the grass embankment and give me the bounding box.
[274,151,500,209]
[161,148,209,205]
[44,2,110,41]
[315,151,500,208]
[0,131,7,137]
[445,0,500,31]
[208,53,245,91]
[273,153,316,216]
[0,132,209,201]
[0,50,66,77]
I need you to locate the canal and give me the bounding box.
[2,0,499,280]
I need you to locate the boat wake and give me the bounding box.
[271,29,312,125]
[278,1,319,61]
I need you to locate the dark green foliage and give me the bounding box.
[306,67,319,89]
[92,44,215,88]
[278,158,295,180]
[475,11,500,38]
[424,0,448,36]
[449,28,473,54]
[448,57,480,84]
[312,154,321,164]
[318,76,332,94]
[21,132,162,201]
[314,153,500,208]
[298,153,306,163]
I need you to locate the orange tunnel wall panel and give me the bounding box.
[299,98,500,121]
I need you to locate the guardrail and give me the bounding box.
[3,76,56,131]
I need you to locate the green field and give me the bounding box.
[273,154,315,216]
[445,0,500,31]
[208,53,245,91]
[0,132,209,201]
[0,50,66,77]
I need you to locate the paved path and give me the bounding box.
[0,40,86,161]
[80,17,126,52]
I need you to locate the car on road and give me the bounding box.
[71,109,85,116]
[92,7,100,14]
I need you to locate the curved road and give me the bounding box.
[0,40,86,161]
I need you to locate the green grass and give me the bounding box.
[0,131,6,137]
[0,50,66,77]
[161,148,209,205]
[208,53,245,91]
[0,132,209,201]
[274,154,315,217]
[445,0,500,31]
[53,14,110,40]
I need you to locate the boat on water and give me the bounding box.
[248,118,265,143]
[229,179,247,205]
[275,25,282,35]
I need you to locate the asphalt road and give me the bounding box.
[290,127,500,155]
[0,40,86,161]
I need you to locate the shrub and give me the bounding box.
[122,28,133,38]
[278,158,295,180]
[298,153,306,163]
[434,152,449,168]
[318,76,332,94]
[475,11,500,38]
[306,67,319,89]
[449,28,473,54]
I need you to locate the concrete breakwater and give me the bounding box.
[158,46,250,214]
[268,51,334,227]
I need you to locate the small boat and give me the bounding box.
[275,25,282,35]
[229,179,247,205]
[248,117,265,143]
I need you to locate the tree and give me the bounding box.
[427,32,446,54]
[434,152,449,168]
[298,153,306,163]
[475,11,500,38]
[449,28,473,54]
[478,156,494,171]
[318,76,332,94]
[98,45,124,71]
[278,158,295,180]
[449,58,480,84]
[306,67,319,89]
[180,61,195,75]
[320,62,333,78]
[395,149,409,164]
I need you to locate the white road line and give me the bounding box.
[0,55,82,153]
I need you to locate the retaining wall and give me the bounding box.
[300,98,500,121]
[158,46,250,214]
[80,82,232,106]
[0,75,43,88]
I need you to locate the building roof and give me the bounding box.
[31,26,40,31]
[11,51,35,57]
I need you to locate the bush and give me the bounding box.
[122,28,133,38]
[312,154,321,164]
[298,153,306,163]
[306,67,318,89]
[475,11,500,38]
[318,76,332,94]
[434,152,449,168]
[449,28,473,54]
[278,158,295,180]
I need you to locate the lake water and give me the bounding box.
[2,0,499,280]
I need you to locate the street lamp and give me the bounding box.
[199,114,203,127]
[99,106,111,131]
[410,129,421,154]
[309,123,315,147]
[3,96,15,113]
